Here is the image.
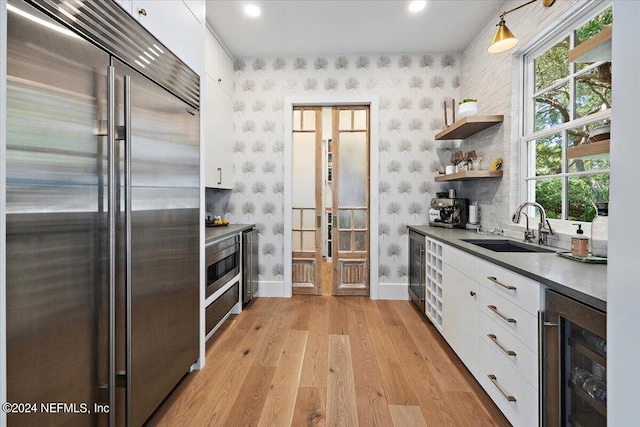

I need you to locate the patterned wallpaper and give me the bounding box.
[227,53,460,291]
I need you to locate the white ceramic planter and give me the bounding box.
[458,101,478,119]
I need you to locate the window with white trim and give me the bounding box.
[522,5,612,223]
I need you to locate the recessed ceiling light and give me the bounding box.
[244,4,261,18]
[408,1,427,13]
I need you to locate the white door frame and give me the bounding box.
[284,95,379,298]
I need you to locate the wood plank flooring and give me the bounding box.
[148,296,511,427]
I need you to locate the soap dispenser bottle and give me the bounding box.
[591,203,608,258]
[571,224,588,257]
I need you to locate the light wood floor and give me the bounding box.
[148,296,510,426]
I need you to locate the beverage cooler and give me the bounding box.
[543,290,607,427]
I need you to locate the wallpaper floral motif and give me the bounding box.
[228,53,460,291]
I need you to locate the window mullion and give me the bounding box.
[562,128,568,220]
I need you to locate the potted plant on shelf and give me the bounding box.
[458,98,478,119]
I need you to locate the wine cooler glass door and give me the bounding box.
[544,290,606,427]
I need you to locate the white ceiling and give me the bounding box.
[205,0,505,58]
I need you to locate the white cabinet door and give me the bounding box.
[203,29,233,189]
[130,1,204,74]
[203,75,233,189]
[442,262,480,377]
[183,0,205,24]
[205,28,233,94]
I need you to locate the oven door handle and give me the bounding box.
[207,243,240,266]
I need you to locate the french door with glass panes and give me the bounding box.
[331,106,370,296]
[291,105,370,296]
[292,107,323,295]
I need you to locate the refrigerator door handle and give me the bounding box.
[124,74,133,427]
[107,65,117,427]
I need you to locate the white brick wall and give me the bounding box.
[459,0,577,232]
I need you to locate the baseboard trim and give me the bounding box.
[377,282,409,300]
[257,281,408,300]
[256,280,286,297]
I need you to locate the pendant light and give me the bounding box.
[488,0,556,54]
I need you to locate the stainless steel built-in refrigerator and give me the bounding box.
[6,1,200,425]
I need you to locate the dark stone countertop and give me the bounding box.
[205,224,255,245]
[408,225,606,312]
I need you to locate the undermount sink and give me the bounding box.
[462,239,555,253]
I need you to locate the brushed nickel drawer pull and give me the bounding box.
[488,374,517,402]
[487,305,517,323]
[487,276,516,290]
[488,334,516,356]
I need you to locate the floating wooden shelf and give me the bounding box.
[567,139,610,160]
[569,26,612,63]
[434,170,503,182]
[435,115,504,140]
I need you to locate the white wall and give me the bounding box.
[229,53,460,298]
[608,1,640,424]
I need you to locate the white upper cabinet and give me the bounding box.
[183,0,205,24]
[129,1,204,74]
[203,28,234,189]
[205,28,233,93]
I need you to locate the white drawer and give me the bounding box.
[480,312,538,388]
[480,287,538,352]
[477,259,541,315]
[479,339,539,427]
[445,245,479,280]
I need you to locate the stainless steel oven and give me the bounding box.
[206,235,240,298]
[408,230,426,312]
[542,289,607,426]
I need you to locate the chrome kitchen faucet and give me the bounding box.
[512,202,554,246]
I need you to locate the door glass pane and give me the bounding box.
[338,132,367,206]
[338,209,351,229]
[339,231,351,251]
[293,231,302,251]
[302,209,316,229]
[354,231,367,251]
[567,320,607,425]
[293,210,302,229]
[292,109,302,131]
[292,132,316,207]
[302,110,316,130]
[339,110,352,130]
[353,210,367,229]
[353,110,367,130]
[302,231,316,251]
